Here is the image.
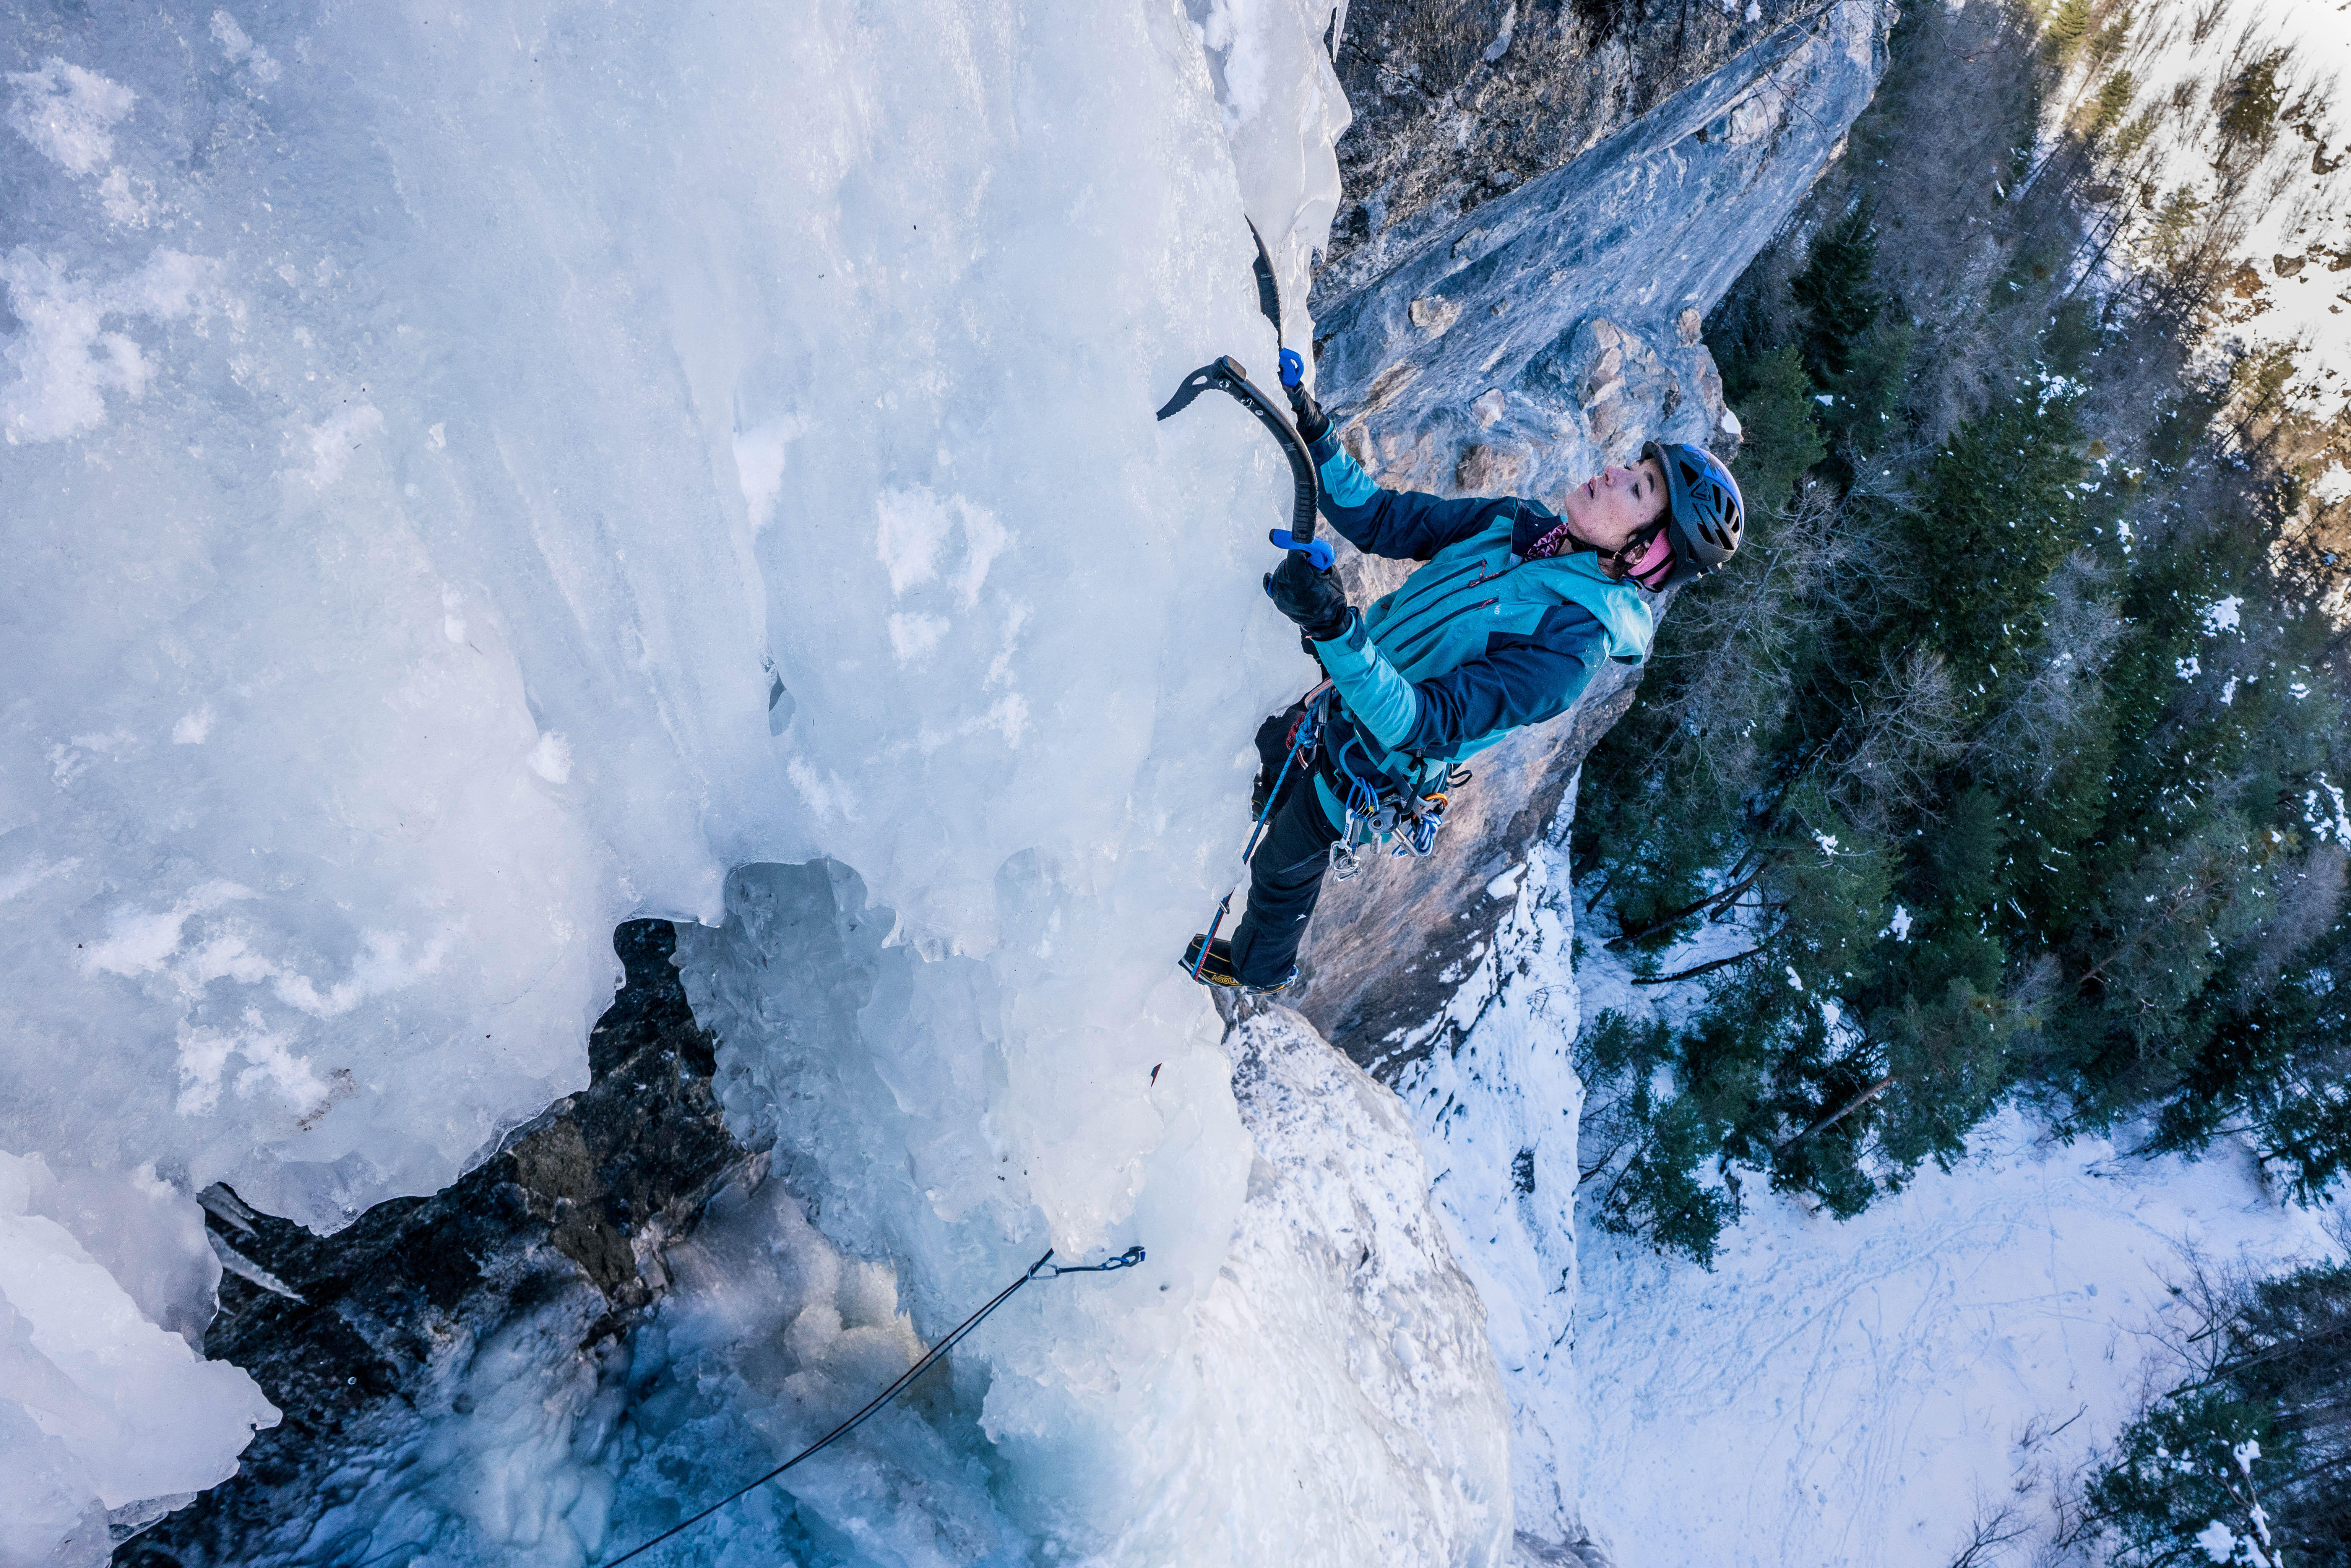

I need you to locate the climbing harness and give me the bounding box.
[1189,682,1330,981]
[597,1243,1145,1566]
[1324,729,1463,881]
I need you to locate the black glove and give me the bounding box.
[1278,348,1330,443]
[1288,386,1330,445]
[1265,549,1352,643]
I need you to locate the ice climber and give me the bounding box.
[1184,352,1746,992]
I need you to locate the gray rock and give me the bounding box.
[1290,2,1895,1068]
[116,923,748,1567]
[1323,0,1861,305]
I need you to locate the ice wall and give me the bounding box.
[0,0,1489,1557]
[0,0,1335,1259]
[1181,0,1352,355]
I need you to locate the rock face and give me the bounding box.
[1290,0,1894,1068]
[117,924,748,1566]
[1322,0,1861,304]
[1312,0,1888,500]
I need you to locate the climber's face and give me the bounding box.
[1562,458,1669,553]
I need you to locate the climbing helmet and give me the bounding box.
[1640,440,1745,589]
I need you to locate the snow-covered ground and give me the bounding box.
[2089,0,2351,410]
[1376,778,2346,1568]
[1576,1102,2342,1568]
[1564,837,2343,1567]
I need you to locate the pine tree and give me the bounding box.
[2089,71,2136,140]
[1789,204,1883,382]
[2090,1263,2351,1563]
[1721,346,1828,518]
[2042,0,2094,62]
[1900,389,2086,679]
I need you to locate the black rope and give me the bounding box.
[598,1244,1143,1566]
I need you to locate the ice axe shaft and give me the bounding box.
[1154,354,1320,554]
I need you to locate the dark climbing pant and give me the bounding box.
[1227,704,1343,986]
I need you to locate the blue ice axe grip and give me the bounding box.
[1269,529,1333,571]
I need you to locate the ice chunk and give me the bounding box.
[1183,0,1352,358]
[4,59,135,176]
[0,1152,276,1565]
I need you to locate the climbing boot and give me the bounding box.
[1181,934,1296,993]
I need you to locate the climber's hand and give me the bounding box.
[1278,349,1330,443]
[1263,549,1352,643]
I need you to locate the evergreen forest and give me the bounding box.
[1571,1,2351,1556]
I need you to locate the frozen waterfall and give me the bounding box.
[3,0,1528,1560]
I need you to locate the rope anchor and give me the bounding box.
[600,1242,1146,1566]
[1032,1244,1146,1277]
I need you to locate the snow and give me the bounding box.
[2304,773,2351,843]
[1386,807,1593,1553]
[1543,799,2347,1568]
[2,58,134,177]
[1573,1108,2339,1567]
[2064,0,2351,414]
[2317,461,2351,508]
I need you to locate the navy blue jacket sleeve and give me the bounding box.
[1395,603,1609,759]
[1309,428,1504,562]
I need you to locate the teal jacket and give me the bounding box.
[1303,430,1654,824]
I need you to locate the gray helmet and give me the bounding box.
[1642,440,1745,588]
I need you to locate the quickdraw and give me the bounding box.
[1325,724,1461,880]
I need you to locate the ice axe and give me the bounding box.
[1154,221,1330,570]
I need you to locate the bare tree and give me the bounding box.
[1965,553,2125,789]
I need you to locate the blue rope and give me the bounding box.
[598,1243,1143,1565]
